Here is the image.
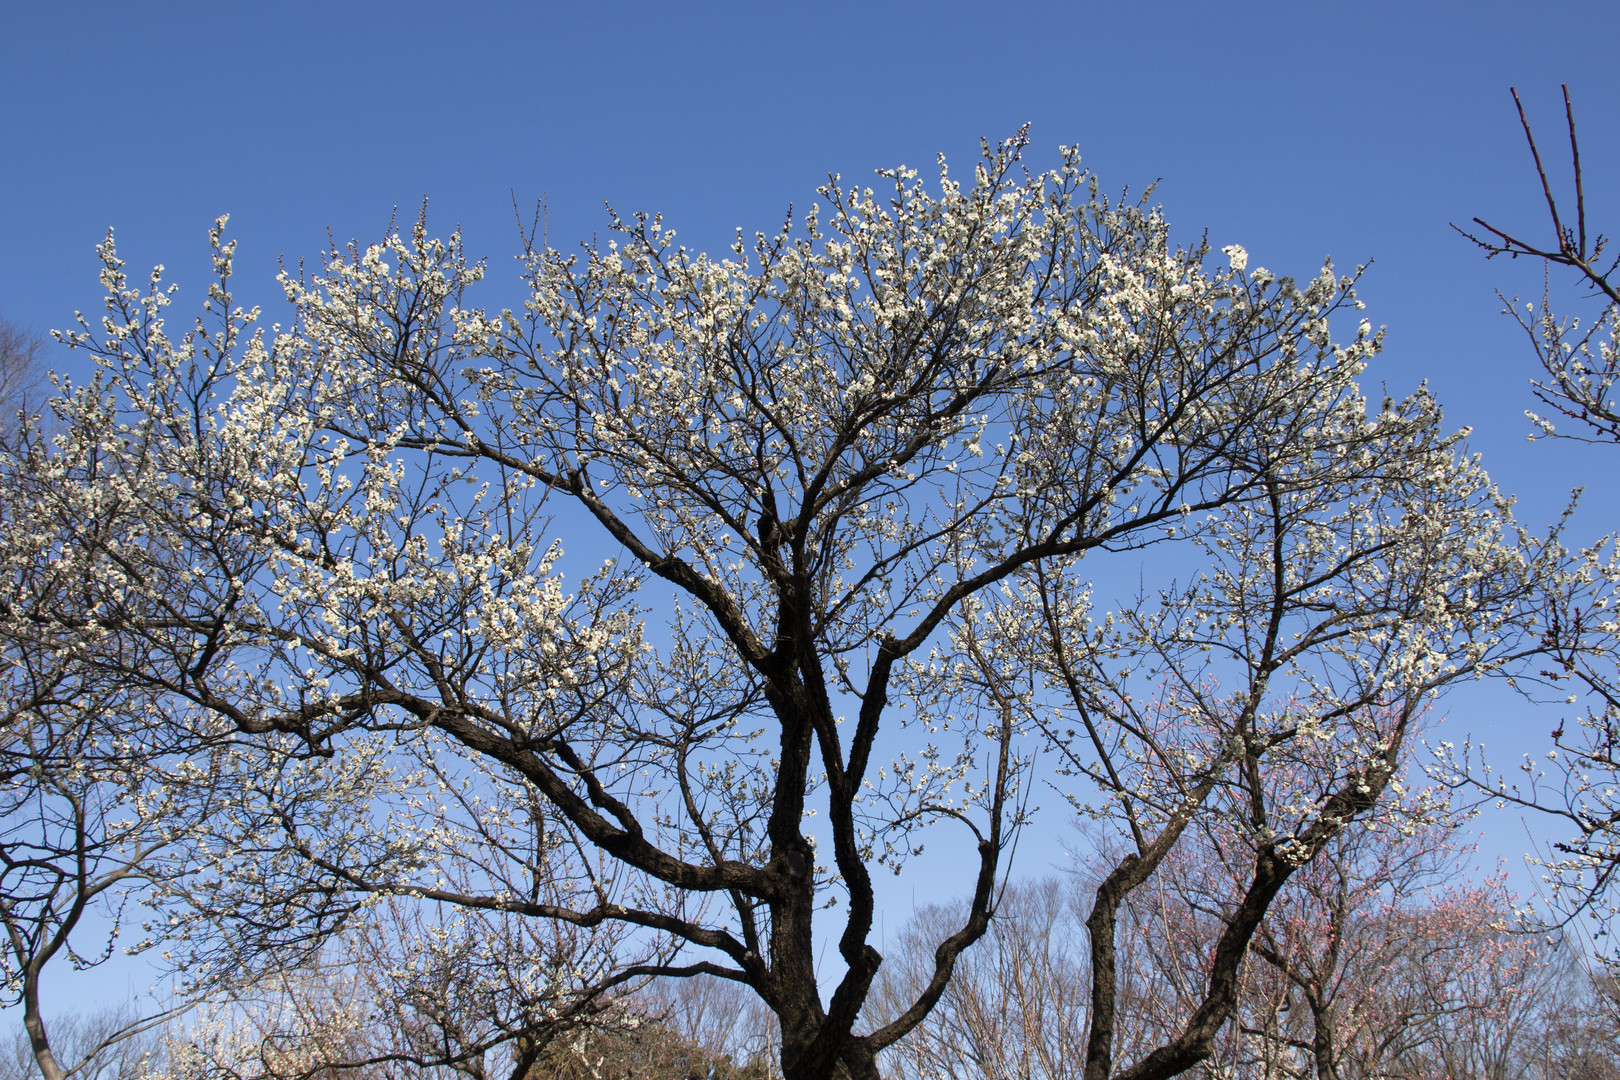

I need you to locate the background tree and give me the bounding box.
[540,975,779,1080]
[1509,955,1620,1080]
[0,1007,159,1080]
[870,879,1089,1080]
[871,825,1616,1080]
[142,898,647,1080]
[1141,810,1545,1080]
[1,134,1541,1080]
[626,973,782,1078]
[0,320,44,433]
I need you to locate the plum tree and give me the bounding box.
[0,132,1539,1079]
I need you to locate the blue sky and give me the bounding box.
[4,0,1619,1008]
[4,2,1617,510]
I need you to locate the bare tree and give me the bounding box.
[0,319,46,440]
[1509,954,1620,1080]
[631,974,781,1078]
[0,1007,162,1080]
[870,879,1089,1080]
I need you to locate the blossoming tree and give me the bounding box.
[1460,85,1620,955]
[0,428,235,1080]
[1,132,1540,1080]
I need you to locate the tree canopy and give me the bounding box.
[0,133,1547,1080]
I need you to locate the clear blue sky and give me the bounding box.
[4,2,1616,510]
[3,0,1618,989]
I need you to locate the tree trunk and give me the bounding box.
[1308,1001,1339,1080]
[22,972,66,1080]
